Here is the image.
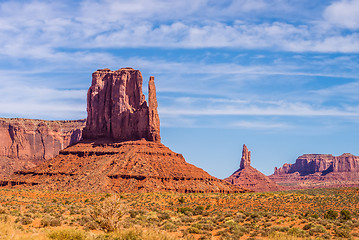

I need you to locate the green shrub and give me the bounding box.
[308,225,327,236]
[90,195,126,232]
[287,227,308,237]
[108,227,176,240]
[334,227,351,238]
[340,210,351,221]
[303,223,313,230]
[161,221,178,232]
[0,207,7,214]
[158,211,171,221]
[129,209,145,218]
[187,226,201,234]
[177,207,192,215]
[48,229,89,240]
[16,216,33,225]
[324,210,338,220]
[270,226,289,233]
[41,215,61,227]
[193,206,204,215]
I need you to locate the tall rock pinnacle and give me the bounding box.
[240,144,251,170]
[225,144,282,192]
[82,68,160,142]
[148,76,161,142]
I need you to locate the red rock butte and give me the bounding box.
[269,153,359,189]
[225,144,281,192]
[83,68,160,142]
[0,118,85,178]
[3,68,245,193]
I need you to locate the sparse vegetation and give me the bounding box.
[0,188,358,239]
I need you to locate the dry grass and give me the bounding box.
[0,187,358,239]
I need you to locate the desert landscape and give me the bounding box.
[0,67,358,239]
[1,0,359,240]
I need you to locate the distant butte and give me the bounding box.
[225,144,281,192]
[0,118,85,178]
[3,68,246,193]
[269,153,359,189]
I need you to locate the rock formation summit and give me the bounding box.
[225,144,281,192]
[83,68,160,142]
[0,118,85,178]
[269,153,359,189]
[5,68,244,193]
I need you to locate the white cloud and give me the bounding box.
[324,0,359,30]
[0,82,87,120]
[232,121,290,129]
[314,80,359,100]
[0,0,359,56]
[159,102,359,117]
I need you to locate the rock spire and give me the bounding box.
[240,144,251,170]
[82,68,161,142]
[225,144,281,192]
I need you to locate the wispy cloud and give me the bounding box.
[0,0,359,58]
[159,104,359,117]
[0,0,358,126]
[0,85,87,120]
[232,121,291,129]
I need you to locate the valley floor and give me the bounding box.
[0,188,358,239]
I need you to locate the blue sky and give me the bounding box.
[1,0,359,177]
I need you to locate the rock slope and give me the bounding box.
[5,68,244,193]
[0,118,85,177]
[6,139,243,193]
[225,145,281,192]
[269,153,359,189]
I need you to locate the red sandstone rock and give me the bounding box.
[148,76,161,142]
[0,118,85,177]
[6,140,245,193]
[3,68,245,194]
[269,153,359,189]
[225,144,281,192]
[240,144,251,170]
[82,68,160,142]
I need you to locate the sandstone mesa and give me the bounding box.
[269,153,359,189]
[0,118,85,178]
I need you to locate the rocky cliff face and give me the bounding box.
[225,144,281,192]
[0,118,85,177]
[270,153,359,189]
[0,118,85,161]
[273,153,359,176]
[82,68,160,142]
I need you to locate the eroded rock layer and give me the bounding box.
[269,153,359,189]
[0,118,85,177]
[4,68,245,193]
[82,68,160,142]
[5,140,244,193]
[225,145,281,192]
